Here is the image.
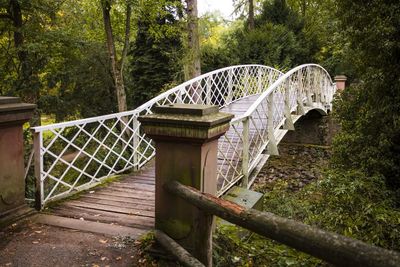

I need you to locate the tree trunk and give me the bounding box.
[9,0,40,126]
[101,0,128,113]
[248,0,254,30]
[185,0,201,80]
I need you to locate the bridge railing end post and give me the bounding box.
[138,104,233,266]
[334,75,347,91]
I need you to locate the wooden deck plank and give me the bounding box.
[81,194,155,207]
[71,197,155,211]
[51,206,154,229]
[64,200,155,217]
[47,95,261,235]
[35,214,147,238]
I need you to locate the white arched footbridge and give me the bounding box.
[30,63,336,222]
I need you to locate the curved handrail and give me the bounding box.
[31,64,283,207]
[244,63,333,120]
[33,64,282,132]
[216,64,336,195]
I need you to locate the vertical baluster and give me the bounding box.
[267,93,279,155]
[33,130,44,210]
[226,69,233,104]
[306,67,313,106]
[244,67,249,96]
[206,76,212,105]
[283,79,295,130]
[132,117,139,170]
[257,67,263,93]
[242,116,249,188]
[316,69,321,103]
[177,87,183,104]
[296,70,306,115]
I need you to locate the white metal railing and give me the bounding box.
[216,64,336,195]
[31,65,283,207]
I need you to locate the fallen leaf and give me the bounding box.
[35,231,42,234]
[92,264,100,267]
[79,217,85,221]
[32,241,39,244]
[116,256,122,261]
[101,257,107,261]
[99,239,107,244]
[89,191,95,194]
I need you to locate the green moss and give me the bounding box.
[158,219,191,239]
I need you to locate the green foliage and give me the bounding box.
[201,0,321,72]
[214,226,320,266]
[332,0,400,201]
[262,170,400,251]
[0,0,118,121]
[214,144,399,265]
[128,0,183,107]
[231,23,300,68]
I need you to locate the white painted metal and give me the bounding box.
[32,65,283,207]
[31,64,335,206]
[217,64,336,195]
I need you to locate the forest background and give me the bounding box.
[1,0,399,264]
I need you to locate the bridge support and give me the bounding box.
[0,97,36,226]
[138,104,233,266]
[335,75,347,91]
[282,110,339,146]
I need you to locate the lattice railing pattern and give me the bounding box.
[32,65,282,207]
[216,64,336,195]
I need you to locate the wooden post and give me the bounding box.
[138,104,233,266]
[0,97,36,225]
[167,181,400,267]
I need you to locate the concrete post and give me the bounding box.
[0,97,36,226]
[334,75,347,91]
[138,104,233,266]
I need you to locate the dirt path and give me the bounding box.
[0,216,142,267]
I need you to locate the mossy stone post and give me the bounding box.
[0,97,36,226]
[334,75,347,91]
[138,104,233,266]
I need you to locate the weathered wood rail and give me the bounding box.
[163,181,400,267]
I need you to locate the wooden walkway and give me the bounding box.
[38,96,260,236]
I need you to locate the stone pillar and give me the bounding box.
[334,75,347,91]
[138,104,233,266]
[0,97,36,226]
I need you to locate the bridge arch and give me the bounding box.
[216,64,336,195]
[30,64,335,207]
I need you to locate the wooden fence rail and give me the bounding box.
[165,181,400,267]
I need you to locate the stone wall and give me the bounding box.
[282,110,340,146]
